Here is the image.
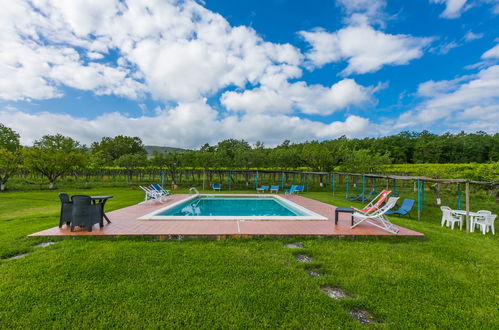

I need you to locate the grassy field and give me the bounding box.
[1,187,498,328]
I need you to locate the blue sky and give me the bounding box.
[0,0,498,148]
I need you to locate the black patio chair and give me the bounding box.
[59,193,72,228]
[71,195,103,232]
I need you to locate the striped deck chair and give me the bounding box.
[352,190,391,215]
[351,197,400,234]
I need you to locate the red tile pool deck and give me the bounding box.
[29,194,424,238]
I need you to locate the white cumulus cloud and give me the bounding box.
[0,0,306,104]
[0,103,376,148]
[300,25,433,74]
[394,65,499,131]
[430,0,469,19]
[482,43,499,59]
[221,79,376,115]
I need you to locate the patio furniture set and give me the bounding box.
[58,193,113,232]
[441,206,496,234]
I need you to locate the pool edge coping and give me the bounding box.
[137,194,329,221]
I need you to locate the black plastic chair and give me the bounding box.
[59,193,72,228]
[71,195,103,232]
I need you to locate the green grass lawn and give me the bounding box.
[1,187,498,328]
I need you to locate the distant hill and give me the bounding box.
[144,145,188,158]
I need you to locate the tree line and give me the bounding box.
[0,122,498,190]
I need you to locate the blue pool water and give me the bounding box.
[158,196,306,216]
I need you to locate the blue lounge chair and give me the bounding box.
[295,185,304,193]
[270,185,279,193]
[347,189,375,202]
[212,183,221,191]
[385,198,415,217]
[150,184,172,196]
[256,185,269,193]
[285,185,297,194]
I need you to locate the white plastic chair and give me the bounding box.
[470,210,492,232]
[351,197,400,234]
[473,213,496,235]
[440,206,463,230]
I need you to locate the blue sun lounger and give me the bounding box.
[385,198,415,217]
[256,185,269,193]
[347,189,375,202]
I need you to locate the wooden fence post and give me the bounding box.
[465,181,470,233]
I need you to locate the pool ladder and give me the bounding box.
[189,187,200,195]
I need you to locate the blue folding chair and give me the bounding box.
[385,198,415,218]
[256,185,269,193]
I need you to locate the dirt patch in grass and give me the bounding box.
[349,309,374,325]
[308,270,320,277]
[285,242,304,249]
[7,253,29,260]
[321,286,349,300]
[33,242,57,248]
[295,254,312,263]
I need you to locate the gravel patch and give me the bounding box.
[321,286,349,300]
[285,242,304,249]
[34,242,57,248]
[349,309,374,325]
[295,254,312,263]
[308,270,320,277]
[7,253,29,260]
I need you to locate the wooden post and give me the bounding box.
[457,183,461,210]
[465,181,470,233]
[421,181,425,210]
[417,179,421,221]
[332,173,336,196]
[346,176,349,198]
[361,175,365,199]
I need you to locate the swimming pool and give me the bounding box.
[138,194,328,221]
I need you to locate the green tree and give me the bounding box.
[115,153,148,184]
[340,149,392,173]
[33,133,85,152]
[0,124,22,191]
[91,136,146,164]
[24,135,87,189]
[216,139,251,168]
[0,148,22,191]
[301,141,333,172]
[0,123,21,152]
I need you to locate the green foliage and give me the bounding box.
[340,149,392,173]
[301,141,334,172]
[380,162,499,181]
[0,123,21,152]
[114,153,148,169]
[91,135,146,164]
[0,148,22,190]
[23,148,87,189]
[33,133,86,152]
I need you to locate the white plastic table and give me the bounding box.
[452,210,485,231]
